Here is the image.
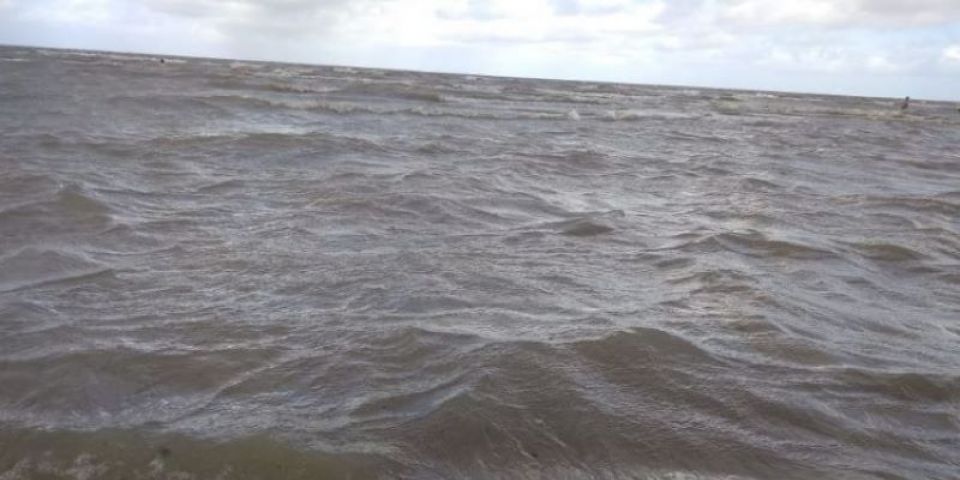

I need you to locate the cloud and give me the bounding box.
[549,0,633,16]
[139,0,365,39]
[865,54,899,73]
[717,0,960,28]
[17,0,116,24]
[439,1,663,44]
[942,44,960,65]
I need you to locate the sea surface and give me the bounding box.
[1,46,959,479]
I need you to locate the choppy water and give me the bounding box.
[1,45,959,479]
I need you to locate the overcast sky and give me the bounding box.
[1,0,958,99]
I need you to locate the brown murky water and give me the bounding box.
[1,46,959,479]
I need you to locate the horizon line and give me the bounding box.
[1,41,950,103]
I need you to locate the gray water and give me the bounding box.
[1,46,959,480]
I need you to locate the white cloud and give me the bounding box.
[131,0,666,48]
[760,46,853,73]
[718,0,960,27]
[721,0,845,27]
[865,54,898,73]
[942,44,960,64]
[20,0,115,24]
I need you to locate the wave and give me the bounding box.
[141,130,388,156]
[0,247,113,293]
[308,191,531,232]
[710,99,960,124]
[160,93,572,120]
[209,76,449,103]
[570,327,719,365]
[841,241,928,262]
[601,109,700,121]
[557,218,614,237]
[301,99,568,120]
[100,94,246,123]
[0,428,377,480]
[207,77,633,108]
[532,216,613,237]
[830,368,960,402]
[665,231,837,260]
[208,78,335,95]
[833,194,960,217]
[0,183,115,234]
[331,81,447,103]
[738,177,783,191]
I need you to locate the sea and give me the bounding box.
[1,45,959,479]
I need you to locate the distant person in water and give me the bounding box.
[900,96,910,111]
[160,58,165,64]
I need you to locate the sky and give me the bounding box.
[1,0,958,100]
